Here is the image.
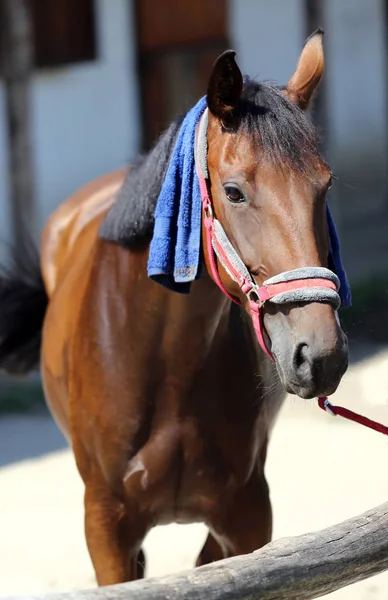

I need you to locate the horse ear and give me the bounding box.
[286,29,324,110]
[207,50,243,124]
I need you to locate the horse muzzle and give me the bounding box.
[267,302,349,400]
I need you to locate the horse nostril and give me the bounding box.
[293,341,310,371]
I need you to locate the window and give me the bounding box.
[31,0,97,68]
[135,0,228,149]
[0,0,97,70]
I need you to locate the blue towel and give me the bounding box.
[147,96,351,307]
[327,205,352,307]
[147,96,207,293]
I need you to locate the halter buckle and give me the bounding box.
[203,201,213,220]
[246,286,265,307]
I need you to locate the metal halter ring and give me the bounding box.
[203,198,213,220]
[246,286,265,306]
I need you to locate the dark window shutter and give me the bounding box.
[31,0,97,68]
[135,0,228,149]
[136,0,227,52]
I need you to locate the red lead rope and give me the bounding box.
[318,397,388,436]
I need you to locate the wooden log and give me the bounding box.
[4,502,388,600]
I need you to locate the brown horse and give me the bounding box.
[0,31,348,585]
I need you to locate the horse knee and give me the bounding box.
[84,481,147,584]
[211,474,273,557]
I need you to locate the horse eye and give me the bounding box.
[224,186,245,204]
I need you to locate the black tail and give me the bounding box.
[0,243,48,375]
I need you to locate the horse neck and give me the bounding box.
[150,265,234,366]
[95,240,234,368]
[87,239,281,418]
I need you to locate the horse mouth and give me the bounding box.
[283,380,341,400]
[274,353,348,400]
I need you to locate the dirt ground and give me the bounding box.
[1,345,388,599]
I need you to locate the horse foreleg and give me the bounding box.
[84,480,147,585]
[204,470,272,561]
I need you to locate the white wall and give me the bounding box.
[228,0,306,85]
[324,0,387,219]
[0,0,140,249]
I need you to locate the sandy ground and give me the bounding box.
[1,346,388,599]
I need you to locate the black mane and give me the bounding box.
[100,78,321,249]
[99,116,184,249]
[238,78,321,170]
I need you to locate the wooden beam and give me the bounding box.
[4,502,388,600]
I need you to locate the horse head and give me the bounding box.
[203,31,348,399]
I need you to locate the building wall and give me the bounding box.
[1,0,386,284]
[0,0,140,250]
[228,0,306,85]
[325,0,387,219]
[324,0,388,281]
[229,0,388,283]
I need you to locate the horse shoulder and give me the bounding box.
[40,167,127,297]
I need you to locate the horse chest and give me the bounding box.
[120,380,269,525]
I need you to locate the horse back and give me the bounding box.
[41,168,127,297]
[40,168,127,435]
